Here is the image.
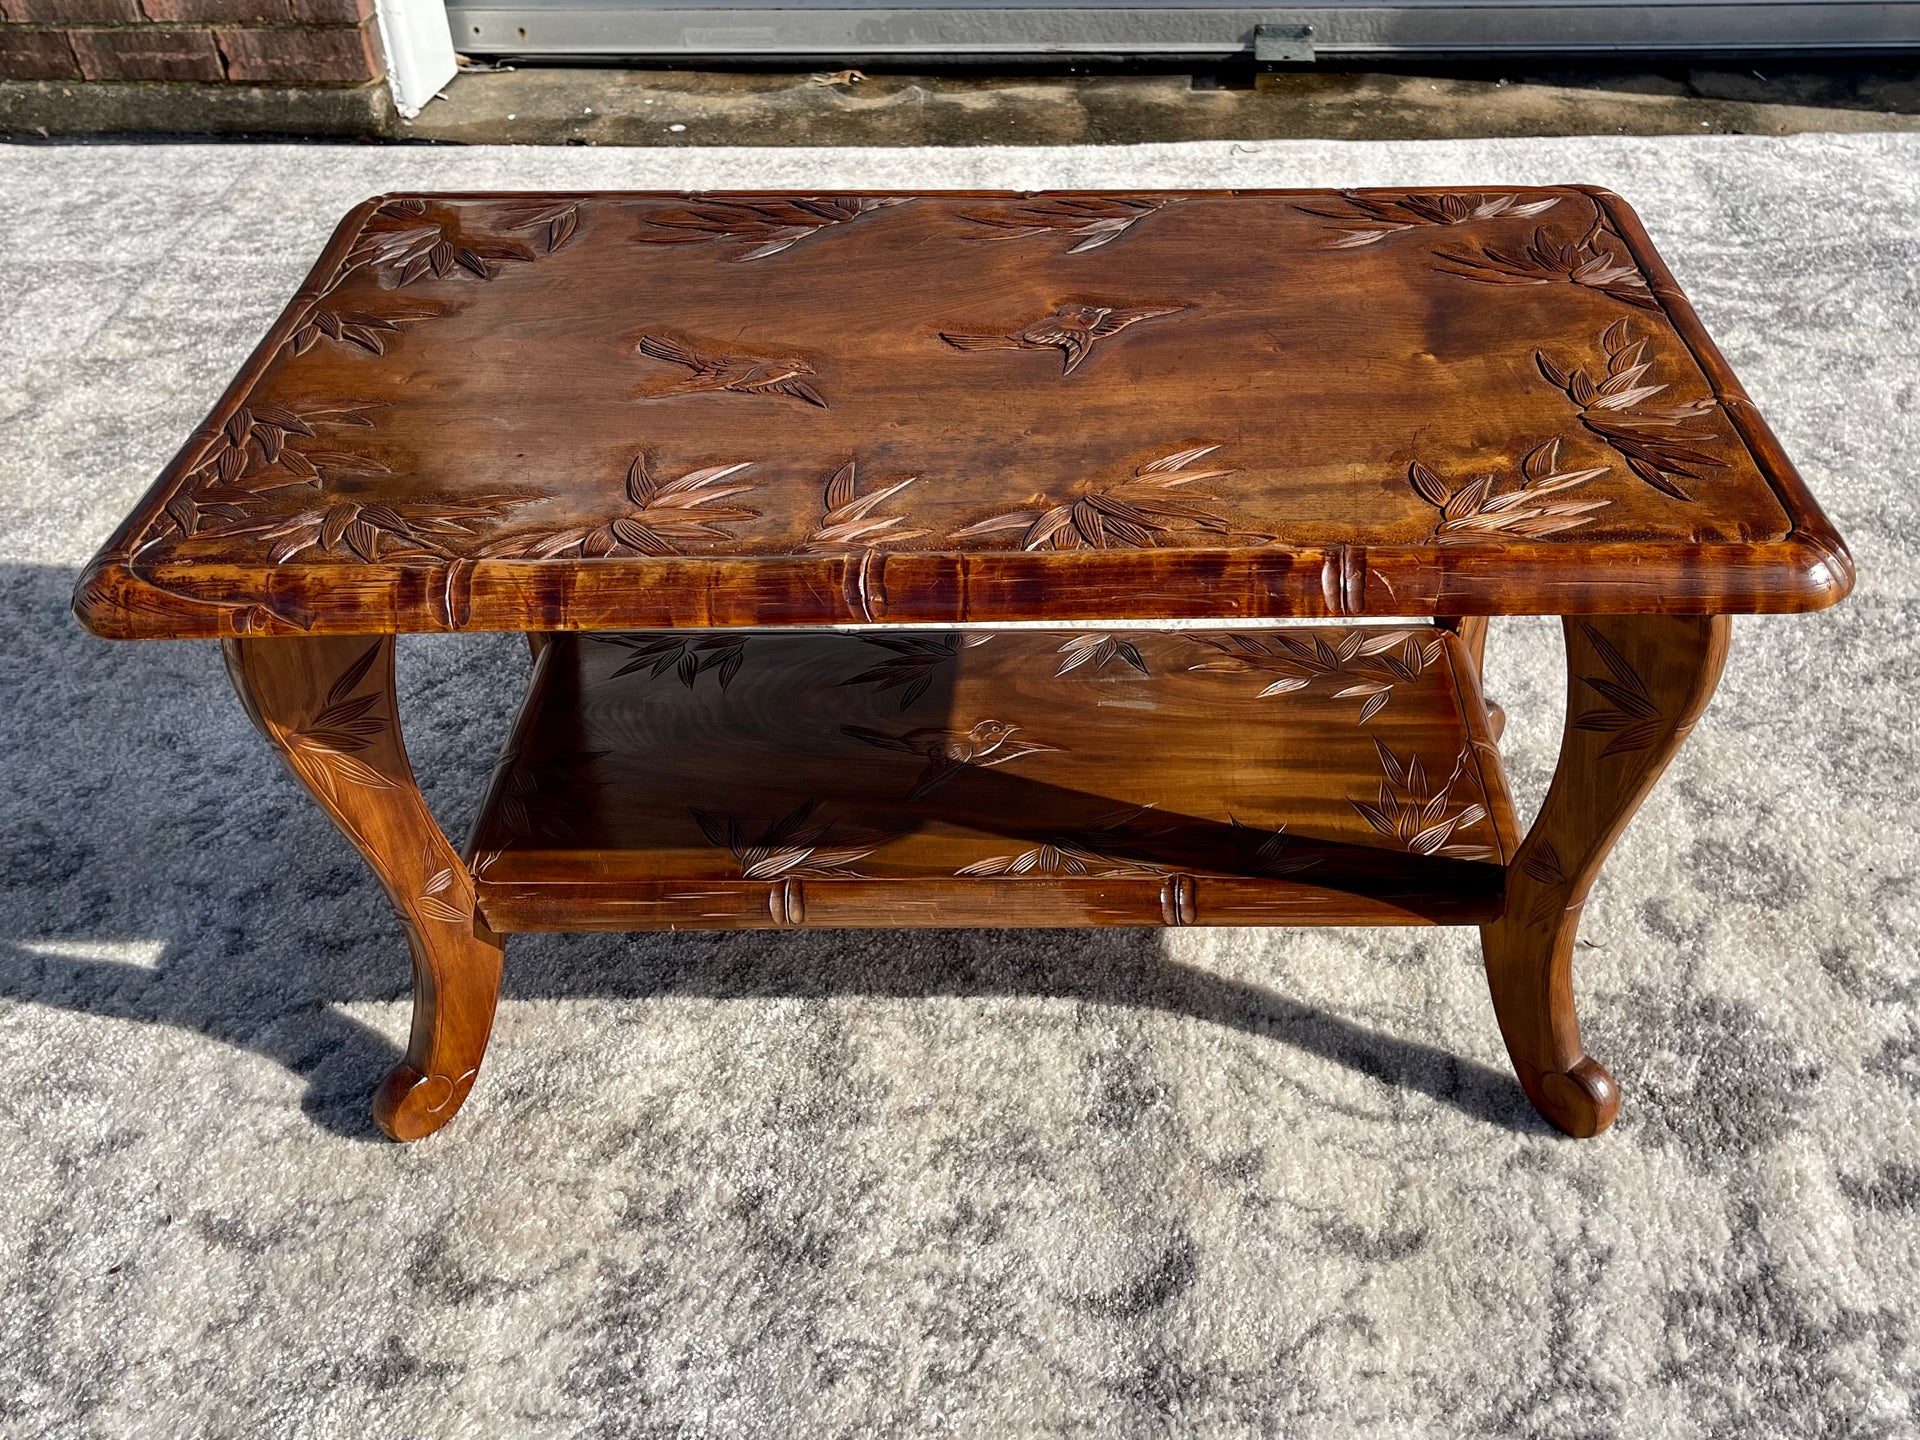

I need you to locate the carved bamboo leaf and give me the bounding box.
[959,196,1183,253]
[632,196,910,260]
[1301,190,1561,247]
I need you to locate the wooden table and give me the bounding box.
[75,188,1853,1142]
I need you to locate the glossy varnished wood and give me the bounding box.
[73,187,1855,1142]
[74,187,1851,642]
[467,626,1516,932]
[223,635,503,1139]
[1481,614,1730,1136]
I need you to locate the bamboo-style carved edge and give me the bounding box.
[77,530,1855,640]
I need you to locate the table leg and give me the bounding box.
[1481,614,1730,1137]
[222,635,503,1142]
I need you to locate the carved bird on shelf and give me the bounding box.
[634,334,827,407]
[842,720,1059,800]
[939,302,1186,376]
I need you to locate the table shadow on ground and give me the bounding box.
[0,562,1547,1142]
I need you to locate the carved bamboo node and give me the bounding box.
[843,549,888,623]
[1319,545,1368,616]
[1160,874,1198,926]
[769,878,807,926]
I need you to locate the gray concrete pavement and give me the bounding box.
[408,61,1920,146]
[7,58,1920,142]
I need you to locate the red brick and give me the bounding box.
[0,26,80,77]
[285,0,370,24]
[216,20,379,81]
[2,0,137,21]
[69,24,222,78]
[142,0,288,20]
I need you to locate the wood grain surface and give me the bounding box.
[466,625,1517,932]
[1480,613,1731,1138]
[222,634,503,1140]
[74,187,1853,640]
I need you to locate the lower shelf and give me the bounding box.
[468,626,1518,931]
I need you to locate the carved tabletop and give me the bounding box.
[76,188,1851,641]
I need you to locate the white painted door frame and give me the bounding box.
[376,0,458,118]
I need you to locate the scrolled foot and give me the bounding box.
[1521,1057,1620,1138]
[373,1062,480,1142]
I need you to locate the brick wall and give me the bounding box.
[0,0,384,85]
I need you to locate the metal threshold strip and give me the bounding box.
[446,0,1920,59]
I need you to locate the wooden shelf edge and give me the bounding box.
[472,871,1507,933]
[462,625,1522,936]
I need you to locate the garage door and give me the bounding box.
[447,0,1920,61]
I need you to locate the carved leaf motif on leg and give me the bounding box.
[1481,613,1731,1139]
[225,635,504,1142]
[1573,622,1668,756]
[1518,838,1570,926]
[280,642,396,803]
[417,843,474,926]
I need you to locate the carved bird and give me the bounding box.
[940,302,1186,376]
[634,334,827,407]
[842,720,1059,800]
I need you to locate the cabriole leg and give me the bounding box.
[1483,614,1730,1138]
[223,635,503,1141]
